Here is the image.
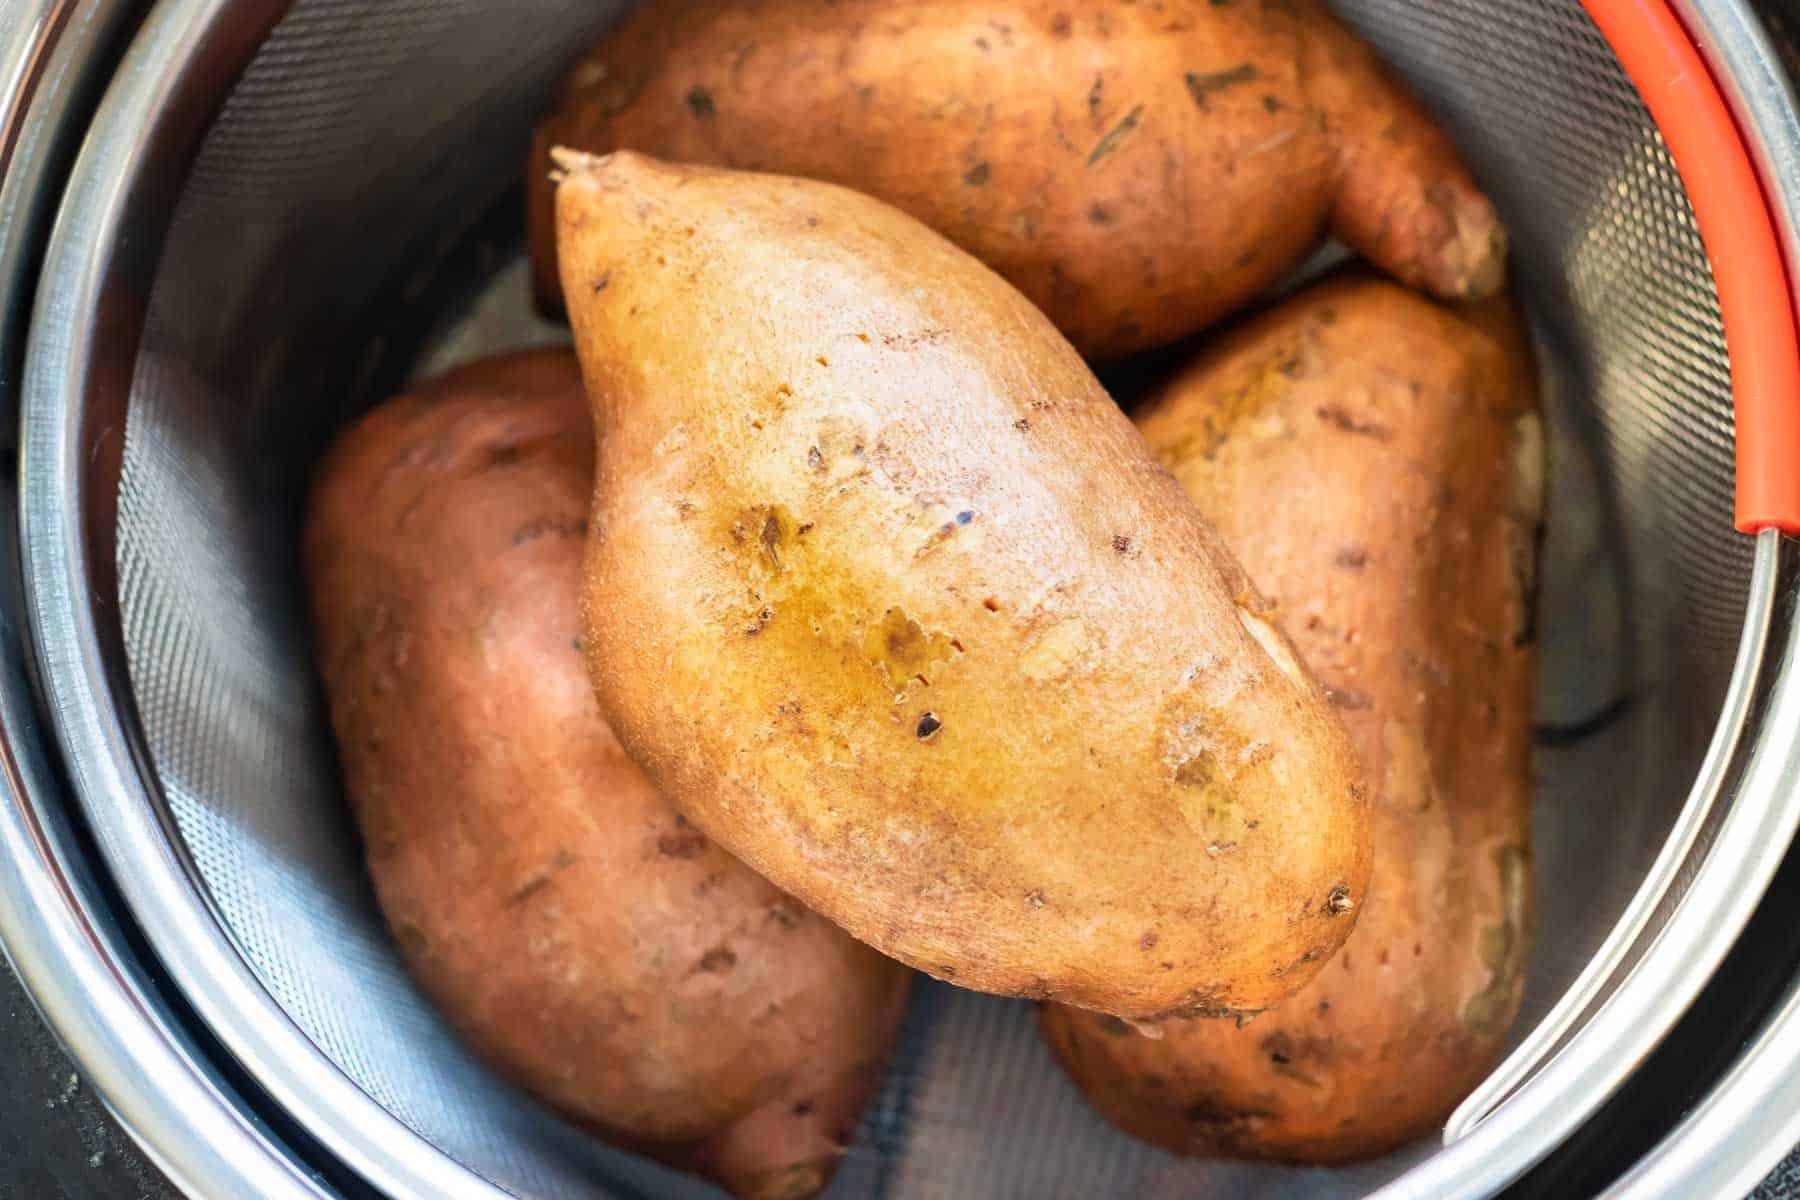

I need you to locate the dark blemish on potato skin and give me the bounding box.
[685,85,716,118]
[511,516,587,546]
[571,638,582,653]
[963,161,990,186]
[956,510,975,525]
[1262,93,1283,113]
[1088,203,1115,225]
[807,446,824,470]
[1050,11,1072,36]
[982,597,1001,613]
[1327,886,1354,914]
[590,273,610,293]
[791,1100,815,1117]
[1013,417,1031,432]
[916,712,942,739]
[1112,534,1133,554]
[1316,404,1392,439]
[767,897,803,929]
[1140,931,1160,950]
[504,848,576,906]
[394,922,430,959]
[1334,546,1368,568]
[657,829,708,859]
[1185,64,1260,110]
[486,444,525,468]
[1086,103,1144,167]
[1087,75,1104,121]
[698,946,737,973]
[760,513,783,566]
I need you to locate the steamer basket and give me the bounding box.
[6,1,1800,1198]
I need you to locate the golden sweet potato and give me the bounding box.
[527,0,1503,359]
[305,349,910,1200]
[554,150,1370,1021]
[1040,275,1539,1162]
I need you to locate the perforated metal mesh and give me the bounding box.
[109,1,1755,1196]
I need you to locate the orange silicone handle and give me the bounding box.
[1581,0,1800,533]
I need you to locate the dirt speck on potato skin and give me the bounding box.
[305,349,910,1199]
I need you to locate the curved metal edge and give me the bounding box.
[1445,496,1774,1137]
[0,4,333,1200]
[1595,2,1800,1194]
[1385,530,1792,1200]
[17,2,519,1198]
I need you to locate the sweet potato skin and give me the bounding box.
[555,150,1370,1022]
[527,0,1502,359]
[304,350,909,1200]
[1040,275,1537,1162]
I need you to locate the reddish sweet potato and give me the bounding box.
[305,349,910,1200]
[528,0,1504,359]
[1040,275,1538,1162]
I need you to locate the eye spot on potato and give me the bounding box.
[1140,930,1159,950]
[963,161,990,186]
[394,922,430,959]
[698,946,737,973]
[1049,11,1071,36]
[1333,545,1368,569]
[1088,204,1115,226]
[1112,533,1133,554]
[684,85,716,119]
[657,829,708,859]
[917,711,943,739]
[1327,886,1354,915]
[791,1100,815,1117]
[1013,417,1031,432]
[1024,889,1045,908]
[590,273,610,294]
[1316,403,1392,440]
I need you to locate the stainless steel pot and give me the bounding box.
[4,2,1800,1197]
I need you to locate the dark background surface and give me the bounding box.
[0,958,171,1199]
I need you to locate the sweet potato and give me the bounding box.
[553,150,1370,1021]
[304,349,911,1200]
[528,0,1503,359]
[1040,275,1538,1162]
